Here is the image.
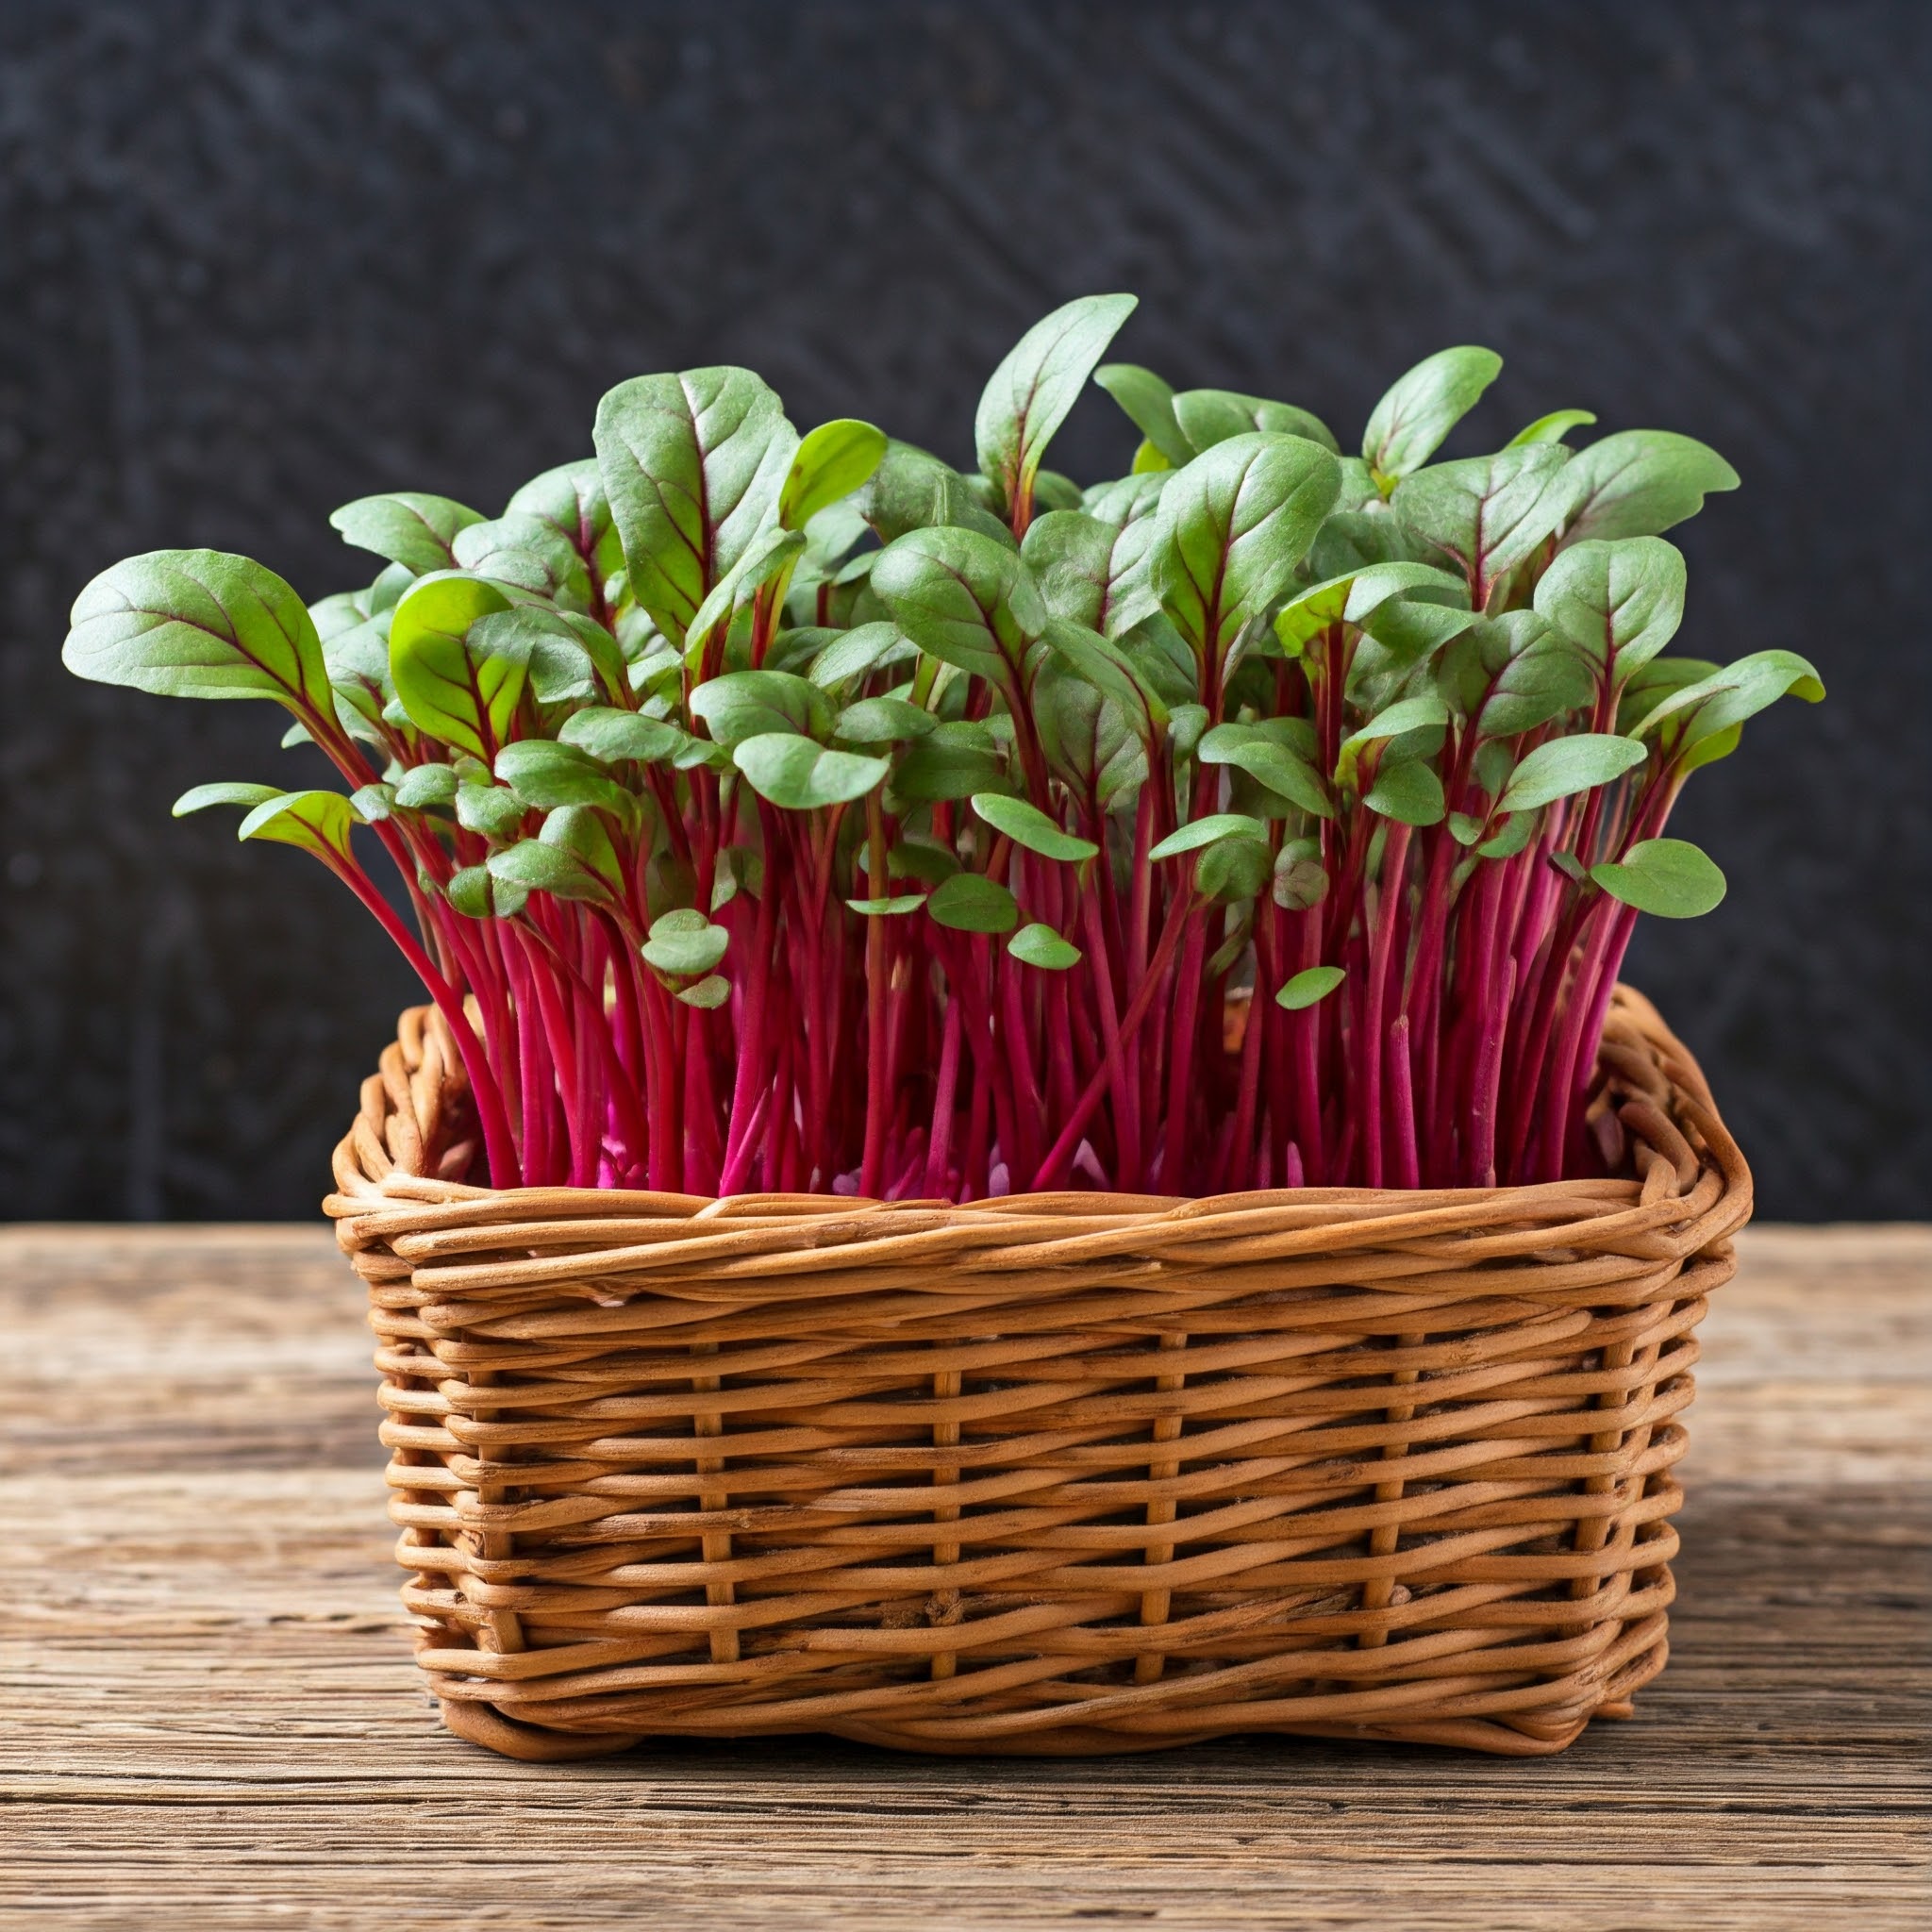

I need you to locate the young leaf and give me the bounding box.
[173,780,284,818]
[834,696,937,744]
[1092,362,1193,467]
[846,893,927,916]
[1550,429,1740,545]
[1149,812,1268,860]
[970,792,1099,862]
[1153,433,1342,665]
[732,732,888,809]
[455,781,525,842]
[780,419,889,531]
[1362,347,1503,484]
[1173,389,1338,456]
[452,513,594,612]
[1364,759,1446,825]
[1630,649,1825,746]
[446,862,526,920]
[852,439,1016,546]
[1391,446,1569,604]
[506,458,619,571]
[593,366,797,649]
[974,292,1139,520]
[1275,964,1346,1010]
[1507,408,1597,448]
[236,790,360,866]
[642,908,731,977]
[1341,692,1449,752]
[1496,733,1646,813]
[1273,562,1463,656]
[808,621,915,691]
[387,573,525,758]
[1532,536,1687,674]
[65,550,336,721]
[1591,837,1726,917]
[1197,724,1331,818]
[871,525,1047,682]
[494,740,633,816]
[329,492,483,575]
[559,708,690,765]
[925,871,1021,933]
[690,669,831,748]
[488,806,625,905]
[1021,508,1160,639]
[1196,832,1272,903]
[1008,922,1082,970]
[393,762,460,809]
[677,974,733,1008]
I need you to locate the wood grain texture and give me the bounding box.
[1,1223,1926,1930]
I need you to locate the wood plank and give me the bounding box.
[1,1224,1926,1931]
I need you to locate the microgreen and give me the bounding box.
[64,295,1819,1197]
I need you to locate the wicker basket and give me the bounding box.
[326,986,1750,1761]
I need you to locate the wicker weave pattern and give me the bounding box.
[326,988,1749,1760]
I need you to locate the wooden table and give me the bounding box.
[3,1224,1926,1930]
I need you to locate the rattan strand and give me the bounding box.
[325,986,1751,1760]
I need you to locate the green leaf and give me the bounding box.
[1391,446,1570,602]
[1632,648,1826,747]
[780,419,888,531]
[488,808,624,905]
[1533,536,1686,673]
[387,573,525,758]
[1173,389,1338,456]
[446,861,526,920]
[559,707,690,765]
[852,439,1016,546]
[1196,832,1272,903]
[925,871,1021,934]
[690,669,831,748]
[173,780,284,818]
[236,789,359,865]
[468,605,626,707]
[1149,812,1267,861]
[1362,347,1503,484]
[834,696,936,744]
[807,621,915,691]
[871,525,1046,681]
[452,513,594,611]
[1275,965,1346,1010]
[1550,430,1740,545]
[641,908,731,976]
[493,740,633,815]
[1591,837,1726,918]
[1363,758,1446,825]
[1197,724,1331,819]
[845,893,927,917]
[329,493,483,575]
[1507,408,1597,448]
[1272,846,1328,910]
[1008,922,1082,970]
[1021,508,1160,639]
[887,836,960,887]
[594,366,797,649]
[455,781,525,842]
[970,791,1098,862]
[974,292,1139,515]
[1041,616,1160,730]
[677,974,733,1008]
[732,732,888,809]
[1474,625,1595,739]
[65,550,336,720]
[1341,692,1449,752]
[1497,733,1646,812]
[1477,812,1536,859]
[506,458,620,571]
[1153,433,1341,664]
[889,728,1012,805]
[1093,362,1193,467]
[393,762,459,809]
[1273,561,1465,656]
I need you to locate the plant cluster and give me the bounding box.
[65,295,1821,1198]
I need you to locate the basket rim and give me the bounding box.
[325,984,1752,1286]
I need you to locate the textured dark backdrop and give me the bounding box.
[1,0,1925,1220]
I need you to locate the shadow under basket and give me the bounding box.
[326,986,1751,1762]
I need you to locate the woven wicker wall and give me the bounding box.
[1,0,1924,1217]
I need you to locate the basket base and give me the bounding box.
[435,1634,1666,1763]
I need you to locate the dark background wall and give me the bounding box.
[1,0,1925,1221]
